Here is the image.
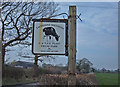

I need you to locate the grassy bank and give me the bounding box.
[2,65,38,86]
[2,78,37,86]
[95,73,118,85]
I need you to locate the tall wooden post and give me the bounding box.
[68,6,76,85]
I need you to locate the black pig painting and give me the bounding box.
[43,27,60,41]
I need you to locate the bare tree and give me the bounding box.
[1,2,58,64]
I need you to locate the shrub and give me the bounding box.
[2,65,24,80]
[39,73,98,85]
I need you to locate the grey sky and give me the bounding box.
[57,2,118,70]
[6,2,118,70]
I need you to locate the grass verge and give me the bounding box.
[95,73,118,85]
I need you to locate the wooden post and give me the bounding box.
[33,55,38,77]
[68,6,76,85]
[34,55,38,66]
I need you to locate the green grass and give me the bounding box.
[95,73,118,85]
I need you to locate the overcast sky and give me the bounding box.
[57,2,118,70]
[6,2,118,70]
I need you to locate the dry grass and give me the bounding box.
[39,73,98,85]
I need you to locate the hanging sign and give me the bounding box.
[32,19,68,55]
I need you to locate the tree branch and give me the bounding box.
[3,2,21,21]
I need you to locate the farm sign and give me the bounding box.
[32,19,68,55]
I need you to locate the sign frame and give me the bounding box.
[32,18,68,56]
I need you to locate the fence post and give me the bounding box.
[68,6,76,85]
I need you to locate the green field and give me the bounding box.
[95,73,118,85]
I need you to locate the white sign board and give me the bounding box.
[32,19,68,55]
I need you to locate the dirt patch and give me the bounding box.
[39,73,98,85]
